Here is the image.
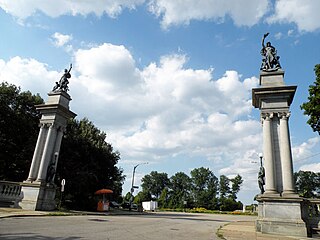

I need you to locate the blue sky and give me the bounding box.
[1,0,320,205]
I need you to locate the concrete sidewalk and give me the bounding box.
[218,221,312,240]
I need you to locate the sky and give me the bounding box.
[1,0,320,205]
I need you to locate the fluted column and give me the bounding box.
[262,113,277,194]
[36,124,58,183]
[27,124,47,182]
[279,112,295,195]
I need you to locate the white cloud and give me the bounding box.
[0,56,59,94]
[267,0,320,32]
[0,44,262,202]
[75,43,141,96]
[292,137,320,163]
[148,0,270,29]
[51,32,72,47]
[0,0,145,20]
[0,43,260,165]
[300,163,320,173]
[2,0,320,32]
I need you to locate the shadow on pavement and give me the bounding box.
[0,233,81,240]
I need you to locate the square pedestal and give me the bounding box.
[256,195,308,237]
[20,182,57,210]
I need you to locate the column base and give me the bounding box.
[20,182,57,211]
[256,195,309,237]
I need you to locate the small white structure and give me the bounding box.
[142,201,158,211]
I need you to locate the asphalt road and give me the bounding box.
[0,212,255,240]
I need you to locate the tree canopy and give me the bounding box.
[0,82,125,210]
[301,64,320,135]
[294,171,320,198]
[0,82,43,181]
[57,118,125,210]
[137,167,243,211]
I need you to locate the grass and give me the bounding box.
[158,207,257,216]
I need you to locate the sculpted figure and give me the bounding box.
[258,155,265,194]
[260,33,281,71]
[52,64,72,92]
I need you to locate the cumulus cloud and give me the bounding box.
[0,0,145,20]
[0,56,59,94]
[0,43,260,167]
[292,137,320,163]
[2,0,320,32]
[299,162,320,173]
[5,42,320,202]
[0,43,264,201]
[148,0,270,29]
[51,32,72,47]
[267,0,320,32]
[75,43,141,96]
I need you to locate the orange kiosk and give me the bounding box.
[95,189,113,212]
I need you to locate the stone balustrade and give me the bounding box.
[0,181,22,208]
[301,198,320,237]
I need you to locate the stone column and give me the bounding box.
[27,124,47,182]
[279,112,295,195]
[36,124,58,183]
[262,113,277,194]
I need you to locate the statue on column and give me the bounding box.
[46,152,58,184]
[260,33,282,72]
[52,64,72,92]
[258,155,265,194]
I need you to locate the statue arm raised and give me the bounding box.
[262,32,269,48]
[68,63,72,74]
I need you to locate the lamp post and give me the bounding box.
[129,162,148,210]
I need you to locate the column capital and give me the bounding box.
[261,112,274,121]
[278,112,291,120]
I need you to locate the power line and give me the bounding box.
[296,152,320,161]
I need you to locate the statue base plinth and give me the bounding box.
[20,182,57,211]
[256,195,308,237]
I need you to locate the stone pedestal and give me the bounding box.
[256,195,308,237]
[20,91,76,210]
[252,71,308,237]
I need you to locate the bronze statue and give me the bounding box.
[260,33,281,72]
[258,155,265,194]
[52,64,72,92]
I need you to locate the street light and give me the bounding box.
[129,162,148,210]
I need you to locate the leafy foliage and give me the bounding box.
[141,171,170,199]
[0,82,125,210]
[137,167,243,211]
[57,118,125,210]
[191,167,219,209]
[0,82,44,181]
[294,170,320,198]
[230,174,243,200]
[301,64,320,134]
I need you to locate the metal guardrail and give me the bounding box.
[0,181,22,208]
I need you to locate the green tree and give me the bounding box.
[294,171,320,198]
[230,174,243,201]
[0,82,44,181]
[168,172,192,208]
[191,167,219,209]
[219,175,231,199]
[57,118,125,210]
[301,64,320,134]
[218,174,244,211]
[141,171,170,199]
[134,190,152,204]
[158,188,169,208]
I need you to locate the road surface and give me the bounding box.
[0,212,255,240]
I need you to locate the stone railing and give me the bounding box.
[0,181,22,208]
[302,198,320,237]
